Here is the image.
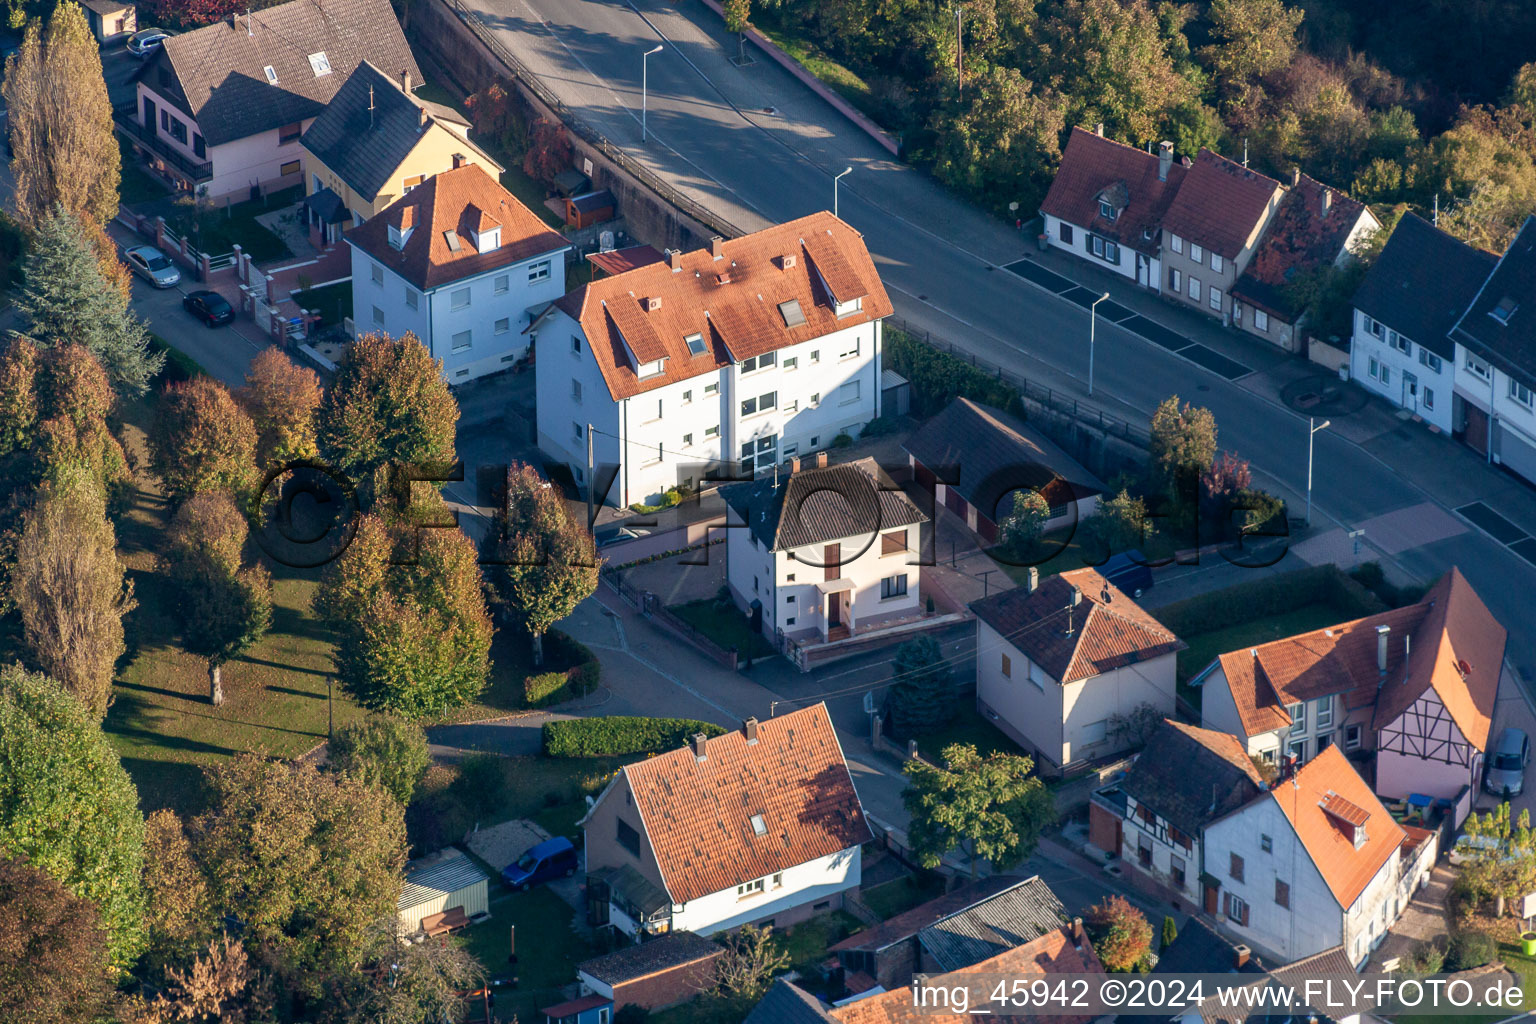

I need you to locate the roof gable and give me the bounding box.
[615,704,872,904]
[969,568,1186,683]
[1352,213,1497,360]
[1119,720,1264,835]
[1039,128,1188,256]
[560,213,893,401]
[1450,216,1536,384]
[917,876,1068,971]
[347,163,568,290]
[1161,149,1282,259]
[723,457,927,552]
[155,0,421,147]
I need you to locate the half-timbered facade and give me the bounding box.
[1199,568,1504,822]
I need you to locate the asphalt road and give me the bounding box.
[461,0,1536,680]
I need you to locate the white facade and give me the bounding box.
[133,82,310,199]
[1120,792,1200,899]
[669,846,861,937]
[1350,310,1454,433]
[1040,213,1159,289]
[351,243,569,384]
[1453,342,1536,485]
[726,517,922,641]
[1203,798,1402,966]
[537,313,883,507]
[975,620,1178,770]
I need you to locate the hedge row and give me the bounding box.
[522,631,602,708]
[543,716,727,758]
[885,328,1022,417]
[1152,564,1386,639]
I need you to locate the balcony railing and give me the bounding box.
[113,104,212,183]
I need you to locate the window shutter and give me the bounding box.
[1223,893,1232,918]
[1241,901,1250,927]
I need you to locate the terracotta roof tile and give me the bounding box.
[1231,174,1375,322]
[556,213,893,401]
[588,245,666,277]
[828,928,1103,1024]
[622,704,872,905]
[1269,746,1404,907]
[1039,128,1188,255]
[970,568,1186,684]
[347,163,569,291]
[1161,150,1282,259]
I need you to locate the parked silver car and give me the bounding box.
[1484,727,1530,796]
[124,245,181,289]
[126,27,176,58]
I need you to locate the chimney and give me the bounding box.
[689,732,708,760]
[1291,167,1302,187]
[788,456,800,474]
[402,69,412,93]
[451,153,466,169]
[229,11,238,28]
[1321,189,1332,216]
[743,717,759,744]
[711,236,725,260]
[669,248,682,272]
[1376,624,1391,674]
[1094,123,1104,137]
[645,296,662,312]
[1027,566,1039,594]
[781,252,797,270]
[1234,944,1251,969]
[419,106,429,128]
[1072,917,1084,946]
[1158,141,1173,183]
[815,451,829,468]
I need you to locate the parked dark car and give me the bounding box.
[183,289,234,326]
[501,837,577,891]
[1101,550,1154,599]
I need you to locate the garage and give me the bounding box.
[396,849,489,935]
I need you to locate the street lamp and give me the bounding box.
[834,166,852,218]
[1306,417,1331,527]
[641,44,664,142]
[1088,291,1110,396]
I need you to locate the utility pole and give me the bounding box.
[955,5,964,93]
[642,44,663,142]
[834,166,852,219]
[586,421,595,530]
[1306,417,1331,527]
[1088,292,1110,396]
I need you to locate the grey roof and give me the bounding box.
[1153,917,1267,975]
[1450,215,1536,385]
[397,850,486,912]
[1197,945,1356,1024]
[81,0,131,14]
[597,864,669,918]
[917,875,1067,972]
[577,931,722,985]
[141,0,421,148]
[743,980,839,1024]
[1354,212,1497,360]
[722,457,927,552]
[830,875,1025,954]
[903,398,1105,523]
[301,61,485,205]
[880,368,908,390]
[1118,720,1265,838]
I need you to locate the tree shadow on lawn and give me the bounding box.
[118,757,211,817]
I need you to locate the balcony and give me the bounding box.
[113,104,211,184]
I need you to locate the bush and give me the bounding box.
[1154,565,1385,638]
[1444,931,1497,971]
[524,671,569,706]
[859,414,903,438]
[885,328,1019,416]
[1350,561,1429,609]
[148,334,205,383]
[328,714,430,805]
[832,433,854,448]
[543,716,728,757]
[615,1005,651,1024]
[450,754,507,819]
[522,630,601,707]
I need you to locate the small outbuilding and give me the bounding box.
[396,848,489,935]
[563,189,617,229]
[576,931,723,1013]
[82,0,135,44]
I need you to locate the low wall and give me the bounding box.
[1308,336,1350,374]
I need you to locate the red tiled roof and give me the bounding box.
[1039,128,1188,256]
[1320,790,1370,828]
[970,568,1186,684]
[1232,174,1376,322]
[588,245,666,277]
[1161,149,1282,259]
[1270,746,1405,907]
[554,213,893,401]
[828,928,1103,1024]
[1214,568,1502,750]
[622,704,872,905]
[347,163,569,290]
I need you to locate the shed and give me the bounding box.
[563,189,616,229]
[880,368,910,417]
[553,168,591,198]
[82,0,134,44]
[396,848,488,934]
[577,931,723,1012]
[541,992,612,1024]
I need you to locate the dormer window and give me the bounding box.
[833,296,863,318]
[387,224,405,250]
[638,358,665,378]
[685,332,706,356]
[1492,296,1520,324]
[473,226,501,252]
[263,65,278,85]
[1099,199,1117,220]
[307,51,332,77]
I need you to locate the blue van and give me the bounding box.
[1101,550,1154,599]
[502,836,579,891]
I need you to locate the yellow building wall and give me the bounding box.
[301,119,503,223]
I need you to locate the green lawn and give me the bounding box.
[455,886,604,1022]
[859,871,945,921]
[668,598,776,659]
[775,910,862,972]
[914,704,1022,763]
[119,140,173,205]
[993,528,1179,588]
[1175,605,1362,688]
[170,186,300,263]
[746,11,889,130]
[294,280,352,326]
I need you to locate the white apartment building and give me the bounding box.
[535,213,891,507]
[346,163,571,384]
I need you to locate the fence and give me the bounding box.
[600,569,740,670]
[444,0,743,241]
[887,314,1153,449]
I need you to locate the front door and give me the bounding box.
[1464,403,1490,455]
[1203,882,1219,914]
[828,591,844,628]
[143,96,157,134]
[1136,254,1149,287]
[1403,370,1419,410]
